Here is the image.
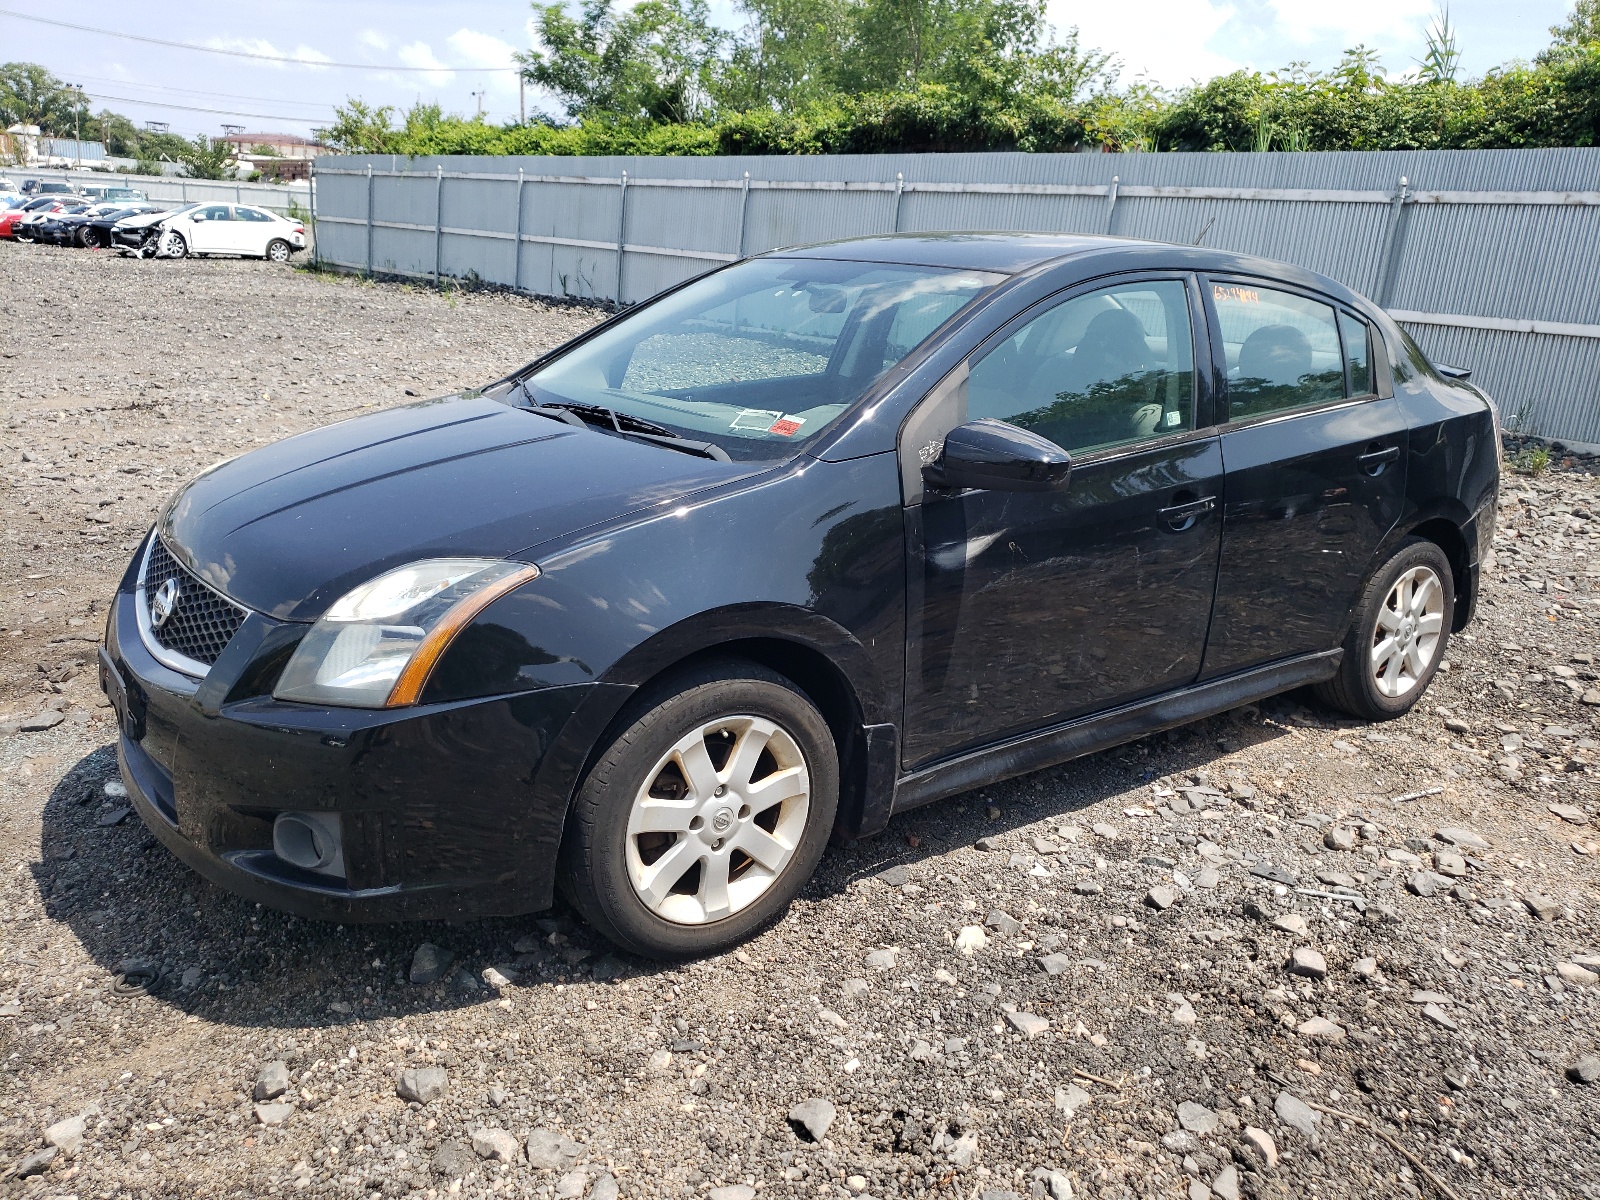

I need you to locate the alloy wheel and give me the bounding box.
[1370,564,1445,698]
[267,240,290,263]
[625,715,811,925]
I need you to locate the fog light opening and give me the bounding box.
[272,811,346,879]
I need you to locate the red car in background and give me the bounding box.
[0,198,69,239]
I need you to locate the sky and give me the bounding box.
[0,0,1576,143]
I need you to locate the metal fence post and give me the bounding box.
[615,170,629,306]
[736,171,750,257]
[309,167,320,269]
[1104,176,1120,235]
[180,179,187,203]
[1374,175,1411,306]
[434,164,444,288]
[512,168,526,292]
[892,172,905,232]
[365,164,375,278]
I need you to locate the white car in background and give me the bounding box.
[153,203,307,262]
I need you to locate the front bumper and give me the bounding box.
[101,557,608,922]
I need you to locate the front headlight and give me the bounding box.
[273,558,541,708]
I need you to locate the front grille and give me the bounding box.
[141,537,248,670]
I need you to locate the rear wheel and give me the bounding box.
[1314,537,1454,721]
[558,660,838,959]
[265,238,292,263]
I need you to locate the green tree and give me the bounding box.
[0,62,77,134]
[325,99,401,153]
[519,0,726,122]
[719,0,851,110]
[175,134,235,179]
[1545,0,1600,58]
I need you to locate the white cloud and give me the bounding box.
[1058,0,1241,89]
[396,41,455,86]
[1265,0,1435,48]
[200,36,332,71]
[447,28,520,67]
[358,30,392,53]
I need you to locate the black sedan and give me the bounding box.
[101,233,1499,957]
[59,202,168,248]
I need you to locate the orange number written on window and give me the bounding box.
[1212,284,1261,306]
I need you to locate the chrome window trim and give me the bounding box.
[134,534,245,679]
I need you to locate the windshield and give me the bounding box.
[525,257,1001,460]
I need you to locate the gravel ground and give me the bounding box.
[1,241,1598,1200]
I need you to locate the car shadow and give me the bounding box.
[35,697,1308,1031]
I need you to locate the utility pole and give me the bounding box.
[519,75,525,124]
[471,89,485,117]
[70,84,82,167]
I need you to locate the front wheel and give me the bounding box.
[265,238,292,263]
[1315,536,1454,721]
[160,230,187,259]
[558,660,838,959]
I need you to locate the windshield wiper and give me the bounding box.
[516,390,731,463]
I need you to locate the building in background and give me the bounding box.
[219,132,325,182]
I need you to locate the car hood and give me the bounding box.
[118,210,172,229]
[159,394,757,621]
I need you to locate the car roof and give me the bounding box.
[766,231,1369,313]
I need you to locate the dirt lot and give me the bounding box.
[1,242,1598,1200]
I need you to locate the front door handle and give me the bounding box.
[1159,494,1217,532]
[1358,444,1401,475]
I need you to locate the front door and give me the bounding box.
[186,204,233,254]
[900,275,1224,769]
[1199,277,1408,679]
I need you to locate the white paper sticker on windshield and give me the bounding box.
[730,409,783,431]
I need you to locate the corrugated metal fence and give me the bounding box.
[312,148,1600,446]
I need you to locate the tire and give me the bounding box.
[79,227,98,248]
[265,238,292,263]
[161,231,187,259]
[558,659,839,959]
[1314,536,1454,721]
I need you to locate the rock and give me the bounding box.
[103,778,128,798]
[1296,1017,1345,1042]
[1147,885,1179,911]
[1211,1165,1241,1200]
[645,1048,672,1073]
[1177,1101,1219,1135]
[1273,1092,1320,1140]
[955,926,988,955]
[1092,822,1118,840]
[1323,827,1356,851]
[841,977,870,1000]
[254,1060,290,1101]
[254,1102,294,1126]
[865,948,898,970]
[1160,1130,1197,1154]
[591,1173,620,1200]
[44,1114,85,1156]
[877,864,912,886]
[947,1129,980,1167]
[1037,952,1073,976]
[482,966,514,990]
[1407,871,1452,898]
[1524,893,1563,922]
[13,1146,56,1178]
[97,806,131,826]
[974,836,1001,852]
[1422,1003,1458,1030]
[1436,827,1491,850]
[1006,1011,1050,1039]
[1556,962,1598,986]
[1194,867,1221,889]
[1055,1084,1092,1115]
[19,710,65,732]
[1188,1183,1211,1200]
[1074,880,1103,895]
[513,934,541,954]
[788,1097,837,1142]
[433,1140,477,1179]
[1240,1126,1278,1172]
[472,1127,520,1162]
[1172,1000,1197,1027]
[1568,1055,1600,1084]
[708,1188,754,1200]
[488,1085,511,1107]
[397,1066,448,1104]
[556,1169,590,1199]
[1034,1168,1073,1200]
[526,1127,584,1170]
[1250,862,1298,886]
[1271,913,1308,936]
[1031,836,1061,854]
[1548,803,1590,824]
[1433,849,1468,878]
[1289,948,1327,979]
[986,909,1023,936]
[1352,957,1379,979]
[409,942,453,985]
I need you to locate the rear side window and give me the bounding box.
[238,208,274,222]
[1211,282,1344,420]
[1340,311,1372,395]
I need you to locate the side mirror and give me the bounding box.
[191,213,206,221]
[922,418,1072,493]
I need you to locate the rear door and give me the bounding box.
[1199,277,1406,679]
[900,273,1224,767]
[233,206,276,255]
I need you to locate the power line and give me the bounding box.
[0,9,518,73]
[85,91,330,124]
[68,71,342,109]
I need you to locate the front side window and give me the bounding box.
[1212,282,1344,419]
[966,279,1195,457]
[527,257,1001,461]
[199,205,231,221]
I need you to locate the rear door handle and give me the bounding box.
[1358,444,1401,474]
[1158,495,1217,532]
